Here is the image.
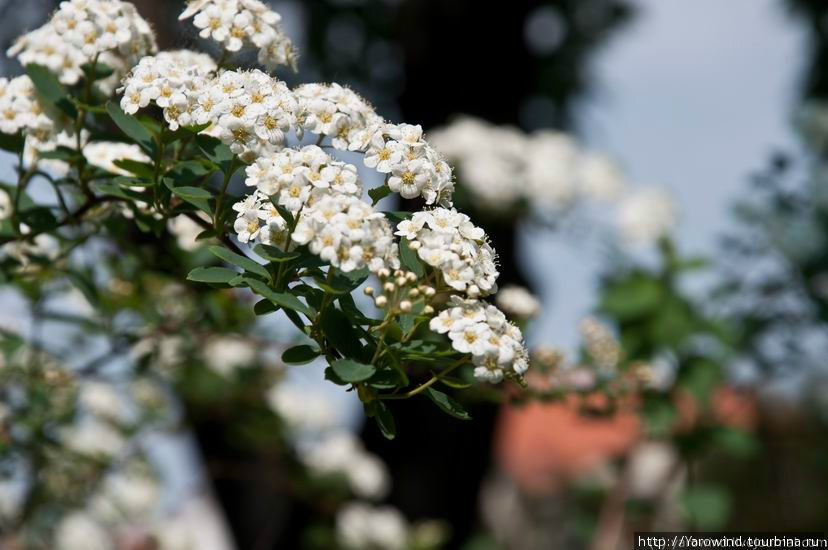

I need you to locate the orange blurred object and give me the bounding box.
[494,395,640,495]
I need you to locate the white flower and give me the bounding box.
[495,285,541,320]
[168,214,208,251]
[364,123,454,205]
[430,116,629,213]
[55,512,112,550]
[180,0,297,70]
[429,296,529,383]
[62,419,126,458]
[267,384,338,432]
[203,336,257,376]
[84,142,150,175]
[300,432,390,499]
[8,2,155,95]
[119,50,217,131]
[397,208,497,297]
[291,193,400,273]
[0,190,10,221]
[200,69,297,158]
[336,503,408,550]
[616,186,677,244]
[0,76,66,142]
[294,83,383,151]
[79,381,125,421]
[577,153,626,202]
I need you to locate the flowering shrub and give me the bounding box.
[430,115,677,245]
[1,0,529,442]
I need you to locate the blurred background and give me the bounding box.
[3,0,828,549]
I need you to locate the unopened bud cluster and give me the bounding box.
[364,269,436,315]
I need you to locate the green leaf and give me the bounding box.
[209,245,270,281]
[106,101,155,154]
[600,274,664,320]
[113,176,152,188]
[681,486,730,529]
[195,134,234,173]
[282,345,321,365]
[187,266,239,284]
[25,64,77,118]
[399,238,424,277]
[373,401,396,440]
[253,298,278,315]
[332,358,376,383]
[18,207,57,233]
[319,306,365,359]
[273,203,294,226]
[0,131,24,154]
[425,387,471,420]
[37,146,79,162]
[81,62,114,81]
[163,122,211,144]
[368,185,392,205]
[367,369,404,390]
[244,278,315,317]
[712,427,759,458]
[253,244,300,263]
[314,267,369,295]
[94,182,144,201]
[164,178,212,214]
[166,160,216,184]
[112,159,155,178]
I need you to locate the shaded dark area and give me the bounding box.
[786,0,828,101]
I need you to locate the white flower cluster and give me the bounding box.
[8,0,156,93]
[85,141,150,175]
[429,116,626,210]
[616,187,677,245]
[199,69,297,159]
[232,191,288,247]
[0,76,63,143]
[120,50,217,130]
[430,296,528,383]
[336,502,409,550]
[244,145,362,211]
[267,383,339,432]
[294,82,383,150]
[234,145,399,273]
[396,208,497,297]
[299,432,390,500]
[431,116,679,245]
[180,0,297,70]
[292,193,400,273]
[364,123,454,205]
[495,285,541,321]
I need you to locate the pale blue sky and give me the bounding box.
[524,0,806,350]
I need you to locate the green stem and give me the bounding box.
[380,358,468,400]
[213,157,238,232]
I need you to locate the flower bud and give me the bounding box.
[409,240,422,250]
[467,284,480,298]
[363,286,375,296]
[396,276,407,287]
[423,286,436,297]
[399,300,412,312]
[406,272,417,283]
[383,282,396,293]
[423,305,434,315]
[408,288,420,297]
[378,268,391,279]
[375,296,388,308]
